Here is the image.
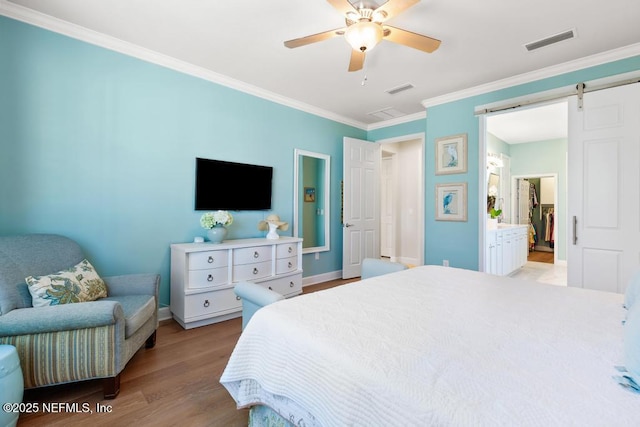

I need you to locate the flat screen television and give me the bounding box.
[195,157,273,210]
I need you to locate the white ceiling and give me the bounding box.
[3,0,640,130]
[487,101,568,144]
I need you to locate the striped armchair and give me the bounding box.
[0,234,159,399]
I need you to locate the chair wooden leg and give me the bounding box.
[103,374,120,399]
[145,330,157,349]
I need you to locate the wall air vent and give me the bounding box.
[368,107,406,120]
[385,83,414,95]
[525,29,576,51]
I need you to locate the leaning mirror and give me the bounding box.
[293,149,330,254]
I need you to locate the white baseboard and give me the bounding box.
[158,306,172,322]
[302,270,343,287]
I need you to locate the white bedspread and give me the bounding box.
[220,266,639,426]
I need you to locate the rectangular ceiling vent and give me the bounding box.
[525,29,576,51]
[386,83,414,95]
[368,107,406,120]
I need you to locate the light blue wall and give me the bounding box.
[487,132,511,156]
[0,16,366,307]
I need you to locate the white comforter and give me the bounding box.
[220,266,639,426]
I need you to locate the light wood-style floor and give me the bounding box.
[17,278,356,427]
[527,250,554,263]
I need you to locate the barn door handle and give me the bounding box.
[572,216,578,245]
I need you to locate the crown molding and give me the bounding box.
[421,42,640,109]
[0,0,369,130]
[366,110,426,131]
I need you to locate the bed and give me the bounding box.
[220,265,639,426]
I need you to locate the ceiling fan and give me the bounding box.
[284,0,441,72]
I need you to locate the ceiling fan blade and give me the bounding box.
[326,0,358,16]
[348,49,365,72]
[375,0,419,21]
[284,28,345,48]
[384,25,441,53]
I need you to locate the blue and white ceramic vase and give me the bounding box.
[207,225,227,244]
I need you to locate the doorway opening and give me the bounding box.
[377,134,424,267]
[483,101,568,286]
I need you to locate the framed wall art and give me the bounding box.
[435,182,467,221]
[304,187,315,202]
[435,133,467,175]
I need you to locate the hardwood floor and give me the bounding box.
[17,278,355,427]
[527,250,554,263]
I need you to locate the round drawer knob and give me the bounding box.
[208,256,214,263]
[253,251,259,258]
[268,286,273,290]
[288,262,293,268]
[203,299,210,307]
[236,296,241,301]
[207,274,213,282]
[253,268,259,275]
[289,281,294,288]
[288,247,293,253]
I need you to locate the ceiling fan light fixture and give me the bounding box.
[345,21,383,52]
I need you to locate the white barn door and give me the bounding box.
[567,83,640,292]
[342,137,381,279]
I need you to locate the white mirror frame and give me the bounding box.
[293,149,330,254]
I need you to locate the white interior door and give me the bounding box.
[342,137,381,279]
[567,83,640,292]
[517,179,530,225]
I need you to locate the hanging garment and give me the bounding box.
[530,183,539,211]
[544,210,555,249]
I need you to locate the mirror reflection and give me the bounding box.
[293,149,330,253]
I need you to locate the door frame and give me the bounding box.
[511,173,560,265]
[375,133,425,266]
[478,101,567,271]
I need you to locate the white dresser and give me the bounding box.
[170,237,303,329]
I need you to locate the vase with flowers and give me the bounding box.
[200,210,233,243]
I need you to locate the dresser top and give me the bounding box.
[171,237,303,253]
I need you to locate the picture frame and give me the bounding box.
[435,133,467,175]
[435,182,467,221]
[304,187,315,202]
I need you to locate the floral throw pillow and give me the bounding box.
[25,259,108,307]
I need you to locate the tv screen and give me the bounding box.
[195,157,273,210]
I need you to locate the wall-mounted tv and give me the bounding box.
[195,157,273,210]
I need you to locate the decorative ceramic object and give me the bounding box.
[200,211,233,244]
[207,225,227,244]
[258,214,289,240]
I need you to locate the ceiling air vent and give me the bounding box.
[368,107,406,120]
[525,29,576,51]
[386,83,414,95]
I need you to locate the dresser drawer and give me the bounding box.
[187,266,229,289]
[233,260,272,281]
[184,288,241,319]
[234,246,272,265]
[188,250,229,270]
[276,256,298,274]
[264,274,302,295]
[276,243,298,258]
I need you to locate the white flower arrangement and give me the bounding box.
[200,210,233,229]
